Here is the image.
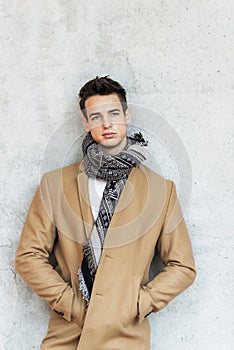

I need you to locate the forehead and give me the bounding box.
[85,94,122,114]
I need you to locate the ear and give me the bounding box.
[125,107,132,124]
[82,116,90,132]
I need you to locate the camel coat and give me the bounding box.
[15,160,196,350]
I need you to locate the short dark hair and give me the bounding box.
[78,75,128,119]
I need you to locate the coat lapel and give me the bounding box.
[104,164,167,248]
[76,161,94,241]
[103,165,148,248]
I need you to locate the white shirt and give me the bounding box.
[88,177,107,221]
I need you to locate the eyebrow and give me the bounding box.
[88,108,121,119]
[108,108,121,113]
[88,112,101,119]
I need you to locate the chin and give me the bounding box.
[100,138,121,148]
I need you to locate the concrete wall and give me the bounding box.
[1,1,233,349]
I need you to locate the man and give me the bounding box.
[15,76,196,350]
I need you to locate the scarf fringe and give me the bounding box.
[77,267,90,306]
[83,241,97,276]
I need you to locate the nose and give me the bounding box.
[102,115,111,127]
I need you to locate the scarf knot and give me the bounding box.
[82,131,148,181]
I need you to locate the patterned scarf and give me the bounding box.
[78,131,148,307]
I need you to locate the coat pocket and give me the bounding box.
[124,274,141,326]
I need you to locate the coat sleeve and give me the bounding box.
[137,180,196,323]
[15,174,78,324]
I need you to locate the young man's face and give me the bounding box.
[82,93,131,155]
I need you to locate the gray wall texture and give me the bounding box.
[1,0,234,349]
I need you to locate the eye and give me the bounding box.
[111,112,120,117]
[90,115,101,121]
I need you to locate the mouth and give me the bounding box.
[102,132,116,139]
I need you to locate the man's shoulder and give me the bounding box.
[138,163,172,186]
[41,160,83,182]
